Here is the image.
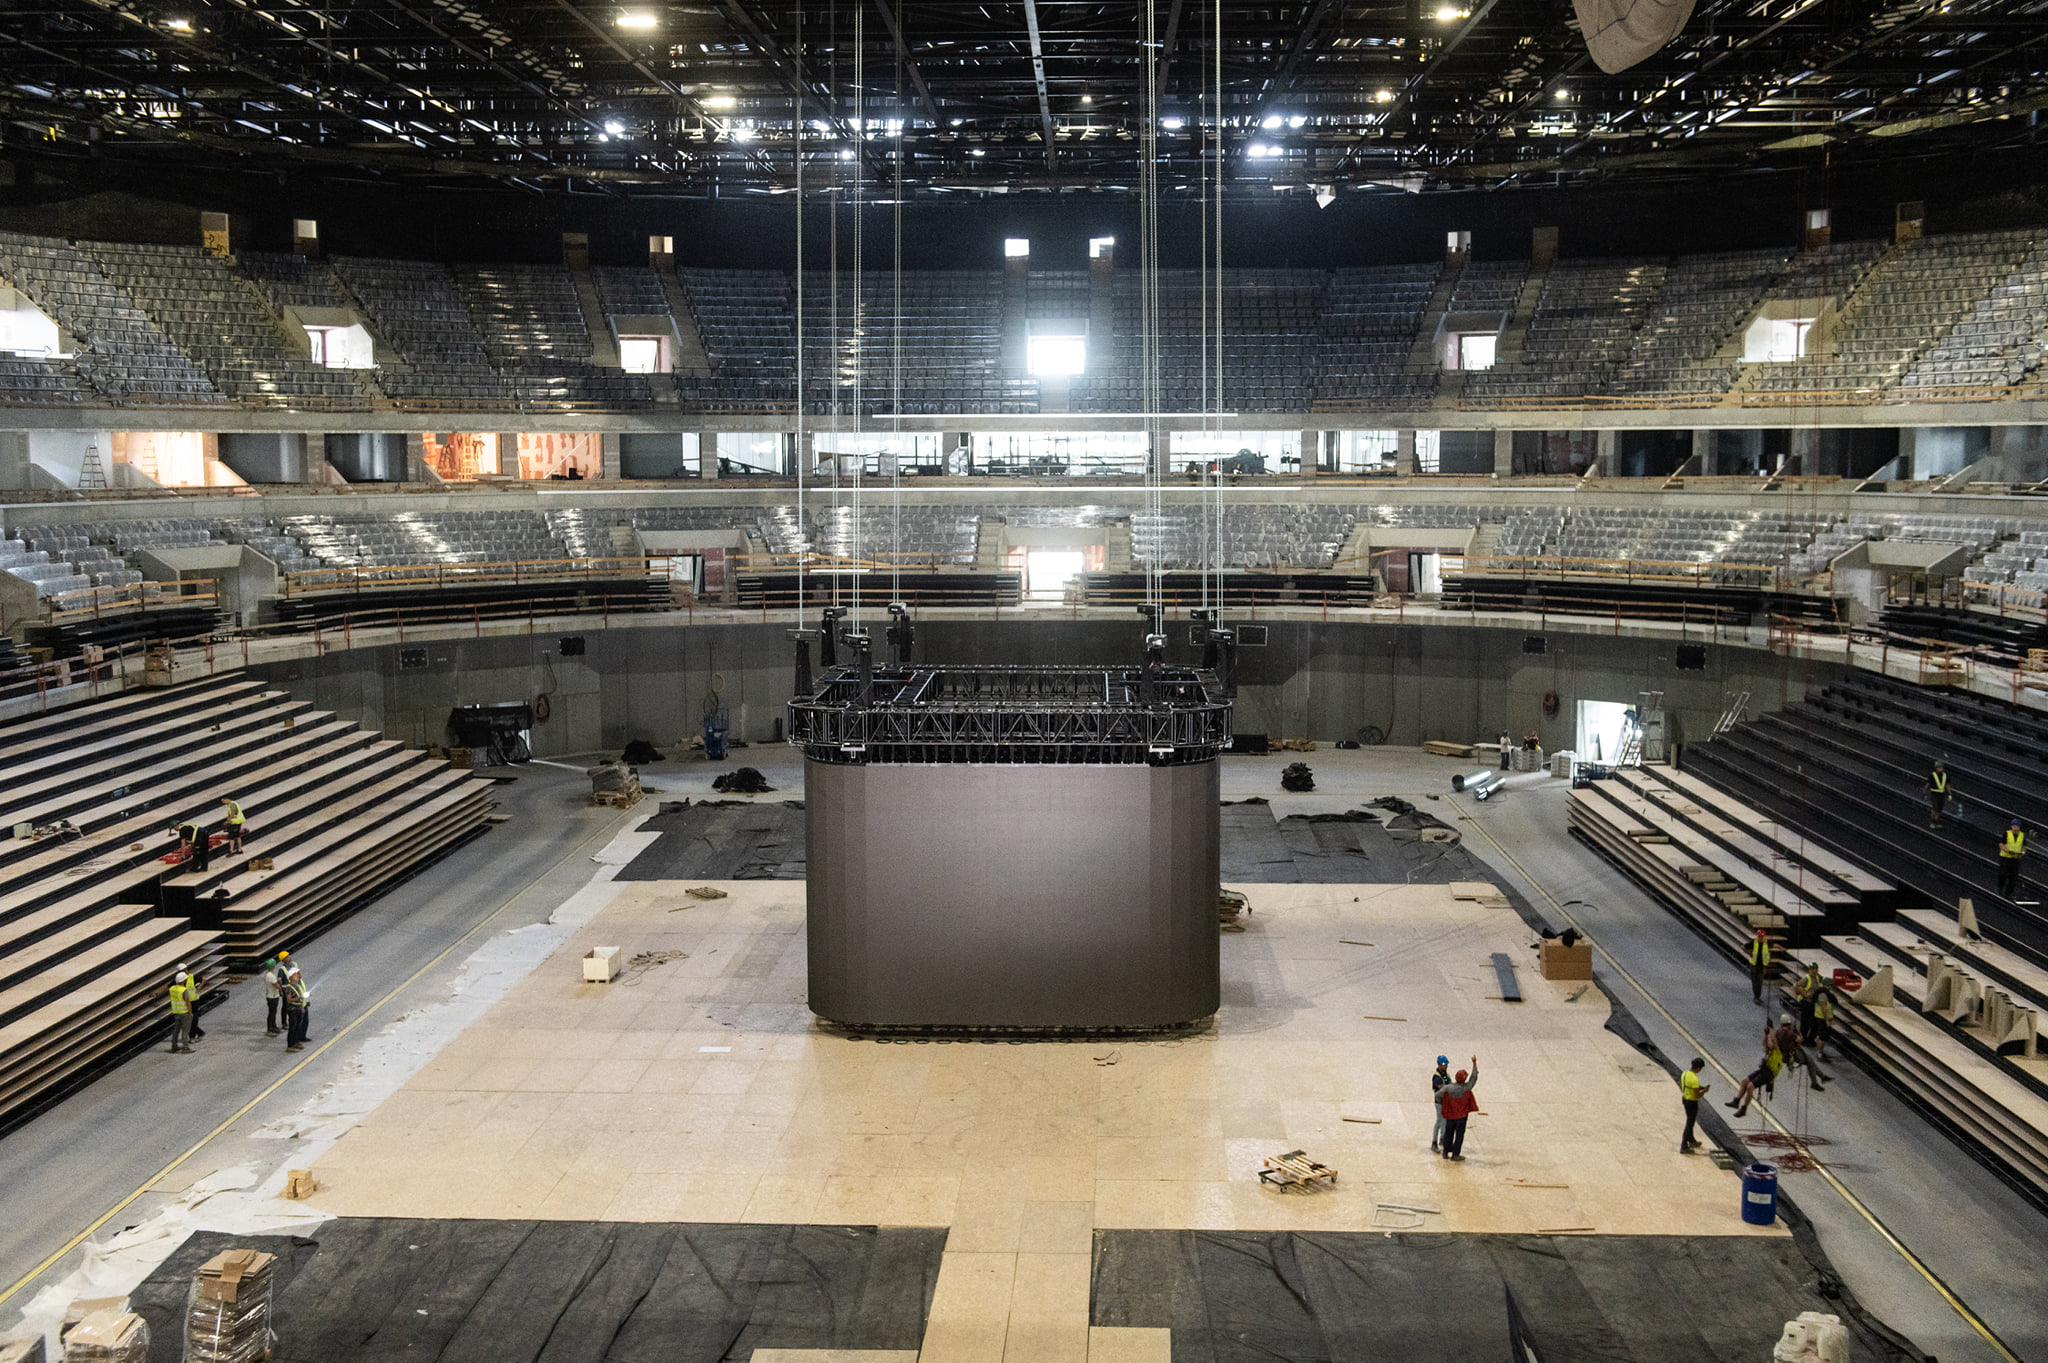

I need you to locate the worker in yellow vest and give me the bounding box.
[168,971,193,1053]
[1748,928,1771,1005]
[1678,1058,1709,1153]
[1811,987,1836,1062]
[220,795,247,853]
[1924,762,1950,828]
[1998,820,2026,899]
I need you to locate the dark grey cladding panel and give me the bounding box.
[806,760,1220,1029]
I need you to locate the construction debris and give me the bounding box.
[685,885,729,900]
[1259,1149,1338,1191]
[1219,888,1250,932]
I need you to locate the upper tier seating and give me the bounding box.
[1466,258,1666,404]
[1314,264,1442,408]
[677,268,798,409]
[0,676,490,1128]
[1901,240,2048,392]
[241,251,358,311]
[86,243,369,410]
[594,266,672,315]
[1751,232,2042,395]
[329,256,516,405]
[282,510,572,579]
[799,271,1018,416]
[1611,249,1791,398]
[0,231,224,405]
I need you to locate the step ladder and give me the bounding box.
[1715,690,1751,734]
[77,441,109,490]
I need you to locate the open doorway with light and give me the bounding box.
[1026,548,1087,599]
[1577,698,1631,764]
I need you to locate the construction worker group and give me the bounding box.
[167,952,311,1053]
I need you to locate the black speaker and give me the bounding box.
[559,636,586,657]
[1676,643,1707,670]
[1522,636,1547,654]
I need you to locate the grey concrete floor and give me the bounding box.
[0,757,644,1312]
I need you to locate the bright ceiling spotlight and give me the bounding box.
[1374,88,1396,103]
[1080,94,1093,104]
[1555,87,1571,100]
[604,119,626,136]
[1434,5,1469,18]
[705,93,738,110]
[1261,113,1283,129]
[969,147,986,156]
[1247,142,1272,158]
[730,125,755,142]
[1161,116,1185,130]
[164,15,194,30]
[1288,114,1307,128]
[616,9,658,29]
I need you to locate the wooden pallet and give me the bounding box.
[591,785,644,809]
[1259,1149,1338,1191]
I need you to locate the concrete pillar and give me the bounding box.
[1593,430,1617,478]
[0,431,29,489]
[1152,430,1172,480]
[1299,429,1319,480]
[701,430,722,481]
[1396,429,1416,477]
[404,432,428,483]
[1691,429,1714,475]
[1492,428,1513,478]
[600,431,622,480]
[795,430,815,480]
[498,432,523,478]
[1788,427,1819,475]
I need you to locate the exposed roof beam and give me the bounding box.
[1020,0,1057,169]
[868,0,944,126]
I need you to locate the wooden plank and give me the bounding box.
[1580,782,1838,915]
[1490,952,1523,1003]
[1648,765,1892,895]
[0,677,260,761]
[0,694,305,820]
[1617,768,1862,907]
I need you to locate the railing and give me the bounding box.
[43,578,219,625]
[278,554,669,597]
[1460,553,1809,589]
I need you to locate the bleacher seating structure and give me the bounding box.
[4,228,2048,413]
[0,230,223,405]
[85,243,369,410]
[0,677,491,1129]
[1572,759,2048,1201]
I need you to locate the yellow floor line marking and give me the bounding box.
[1451,794,2022,1363]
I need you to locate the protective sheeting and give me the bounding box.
[1091,1230,1919,1361]
[1573,0,1698,73]
[617,801,808,881]
[133,1221,944,1363]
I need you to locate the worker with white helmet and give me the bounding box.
[168,971,193,1053]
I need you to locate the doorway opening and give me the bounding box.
[1576,698,1631,764]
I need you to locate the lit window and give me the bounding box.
[1457,333,1497,371]
[1027,333,1086,376]
[619,337,662,373]
[1089,236,1115,259]
[1004,237,1031,259]
[1767,318,1815,362]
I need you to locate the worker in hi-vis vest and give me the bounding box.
[167,972,193,1053]
[221,795,247,852]
[1998,820,2027,899]
[1678,1059,1709,1153]
[1748,928,1771,1005]
[1925,761,1951,828]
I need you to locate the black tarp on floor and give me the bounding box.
[616,800,808,881]
[133,1221,944,1363]
[1091,1230,1917,1363]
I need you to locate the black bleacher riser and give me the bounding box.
[1799,694,2048,818]
[273,578,666,629]
[737,573,1021,610]
[1878,606,2048,662]
[0,676,257,767]
[25,606,222,658]
[1079,573,1376,609]
[1443,576,1840,628]
[1685,732,2048,963]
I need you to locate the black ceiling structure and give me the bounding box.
[2,0,2045,200]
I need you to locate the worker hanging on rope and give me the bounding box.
[1925,761,1951,828]
[1998,820,2027,900]
[1748,927,1772,1005]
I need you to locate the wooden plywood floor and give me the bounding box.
[299,877,1779,1361]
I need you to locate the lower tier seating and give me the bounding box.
[0,674,492,1129]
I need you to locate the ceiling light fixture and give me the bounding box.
[1434,6,1469,19]
[165,16,194,30]
[705,94,738,110]
[1162,117,1185,130]
[1261,114,1283,129]
[1288,115,1307,128]
[616,10,658,29]
[604,119,626,135]
[1374,89,1396,103]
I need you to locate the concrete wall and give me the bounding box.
[246,616,1845,762]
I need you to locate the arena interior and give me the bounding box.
[3,0,2048,1358]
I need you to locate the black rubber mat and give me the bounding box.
[616,800,808,881]
[134,1220,944,1363]
[1091,1230,1919,1363]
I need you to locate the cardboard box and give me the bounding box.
[247,857,274,872]
[196,1248,275,1303]
[1539,940,1594,981]
[583,947,621,983]
[283,1169,318,1200]
[0,1335,47,1363]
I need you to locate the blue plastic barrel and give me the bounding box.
[1740,1162,1778,1225]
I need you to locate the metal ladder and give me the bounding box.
[1618,711,1644,767]
[1715,690,1751,735]
[77,441,109,490]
